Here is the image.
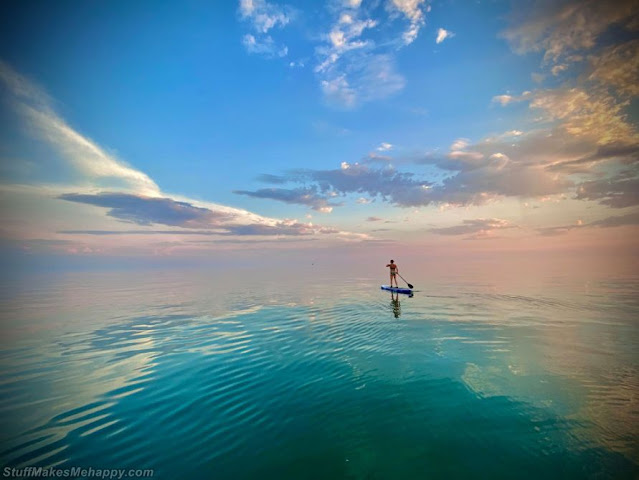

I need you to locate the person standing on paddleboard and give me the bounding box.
[386,260,399,288]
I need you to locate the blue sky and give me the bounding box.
[0,0,637,263]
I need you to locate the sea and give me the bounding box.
[0,260,637,479]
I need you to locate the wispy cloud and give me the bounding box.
[246,97,636,210]
[377,142,393,151]
[58,192,364,237]
[430,218,515,238]
[242,34,288,58]
[239,0,291,33]
[435,27,454,44]
[491,91,531,106]
[236,1,434,107]
[575,174,639,208]
[59,192,235,227]
[238,0,292,57]
[538,211,639,236]
[528,87,638,145]
[389,0,430,45]
[0,61,160,196]
[240,161,433,208]
[316,28,405,108]
[501,0,638,64]
[233,186,342,212]
[0,61,370,247]
[585,40,639,98]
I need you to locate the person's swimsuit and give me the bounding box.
[390,266,397,276]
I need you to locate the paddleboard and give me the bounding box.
[381,285,413,294]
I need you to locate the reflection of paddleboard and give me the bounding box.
[381,285,413,294]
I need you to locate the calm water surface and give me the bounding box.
[0,266,637,479]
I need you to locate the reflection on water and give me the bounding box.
[0,267,637,479]
[390,292,401,318]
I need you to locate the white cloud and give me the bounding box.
[435,28,454,44]
[243,34,288,57]
[321,75,357,108]
[492,94,514,106]
[239,0,290,33]
[450,138,469,151]
[0,62,371,245]
[491,91,532,106]
[239,0,291,58]
[390,0,429,45]
[504,130,523,137]
[0,61,160,196]
[318,52,405,108]
[377,142,393,151]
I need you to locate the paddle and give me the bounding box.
[397,274,414,289]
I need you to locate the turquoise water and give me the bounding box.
[1,267,637,479]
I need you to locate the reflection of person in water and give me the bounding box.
[391,291,401,318]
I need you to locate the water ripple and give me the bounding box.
[1,272,637,479]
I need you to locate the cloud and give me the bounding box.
[248,125,589,208]
[586,39,639,98]
[57,192,365,238]
[222,221,339,236]
[389,0,430,45]
[242,34,288,58]
[313,2,416,108]
[0,61,160,196]
[256,173,289,184]
[238,0,291,57]
[529,87,638,145]
[233,187,342,212]
[551,64,567,76]
[377,142,393,151]
[546,143,639,173]
[320,74,357,108]
[501,0,638,64]
[491,91,531,106]
[367,216,383,222]
[319,54,406,108]
[492,94,514,106]
[537,211,639,236]
[590,211,639,227]
[236,1,430,107]
[575,175,639,208]
[0,62,373,249]
[430,218,515,238]
[435,28,454,44]
[59,229,222,235]
[237,162,432,208]
[250,92,635,209]
[239,0,290,33]
[59,192,236,227]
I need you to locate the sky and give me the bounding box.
[0,0,638,270]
